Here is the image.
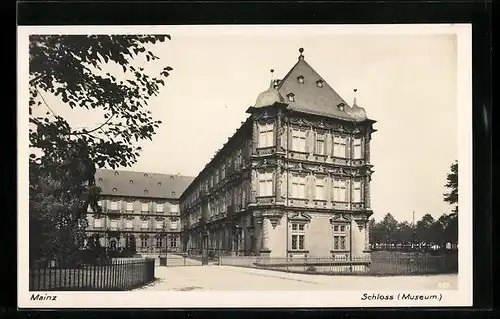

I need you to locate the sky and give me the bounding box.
[31,26,459,223]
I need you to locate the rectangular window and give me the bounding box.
[315,178,325,200]
[170,220,178,230]
[333,223,349,251]
[298,235,305,250]
[126,202,134,211]
[333,179,347,202]
[156,203,164,213]
[258,172,273,196]
[353,137,363,159]
[110,219,118,230]
[97,200,102,207]
[141,220,149,229]
[171,204,179,214]
[333,136,347,158]
[316,133,325,155]
[94,219,102,228]
[141,203,149,212]
[291,175,306,198]
[292,130,307,152]
[259,123,274,148]
[156,237,163,248]
[353,181,362,203]
[291,235,297,250]
[170,236,177,248]
[221,163,226,180]
[110,201,119,210]
[290,222,306,251]
[125,220,133,229]
[156,220,164,230]
[141,237,148,248]
[236,149,242,169]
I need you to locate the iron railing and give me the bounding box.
[218,252,458,276]
[29,258,155,291]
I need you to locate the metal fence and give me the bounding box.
[29,258,155,291]
[219,252,458,276]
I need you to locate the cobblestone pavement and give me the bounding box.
[135,265,458,291]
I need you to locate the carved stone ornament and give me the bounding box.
[352,213,370,222]
[330,214,351,223]
[289,212,312,222]
[268,216,281,229]
[303,165,316,172]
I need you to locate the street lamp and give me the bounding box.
[159,222,168,266]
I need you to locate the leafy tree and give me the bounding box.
[368,218,377,244]
[415,213,435,244]
[378,213,398,244]
[29,35,172,266]
[443,161,458,215]
[394,221,413,244]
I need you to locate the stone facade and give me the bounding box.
[180,49,376,259]
[85,170,193,255]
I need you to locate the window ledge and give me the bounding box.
[256,146,275,150]
[330,250,350,253]
[288,250,309,254]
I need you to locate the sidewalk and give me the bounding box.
[135,265,458,291]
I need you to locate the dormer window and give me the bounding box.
[287,93,295,102]
[114,171,119,175]
[112,188,117,192]
[144,173,148,177]
[129,180,133,184]
[273,79,281,89]
[297,76,304,84]
[98,178,103,182]
[337,103,345,111]
[157,182,162,186]
[316,80,324,88]
[144,189,148,194]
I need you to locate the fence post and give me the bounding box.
[92,264,96,289]
[39,268,43,291]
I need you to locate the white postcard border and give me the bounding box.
[17,24,473,308]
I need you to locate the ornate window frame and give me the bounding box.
[288,212,311,253]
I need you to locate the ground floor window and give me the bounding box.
[291,234,305,250]
[141,237,148,248]
[333,224,348,251]
[156,237,163,248]
[110,239,117,251]
[170,236,177,248]
[291,223,306,250]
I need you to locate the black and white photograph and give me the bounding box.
[18,24,472,308]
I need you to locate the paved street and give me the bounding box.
[135,265,458,291]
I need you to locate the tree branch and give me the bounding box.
[70,114,116,136]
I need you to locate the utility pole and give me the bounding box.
[412,211,416,249]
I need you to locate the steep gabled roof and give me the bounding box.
[274,50,368,122]
[95,169,195,200]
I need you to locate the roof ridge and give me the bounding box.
[96,168,194,178]
[276,58,301,90]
